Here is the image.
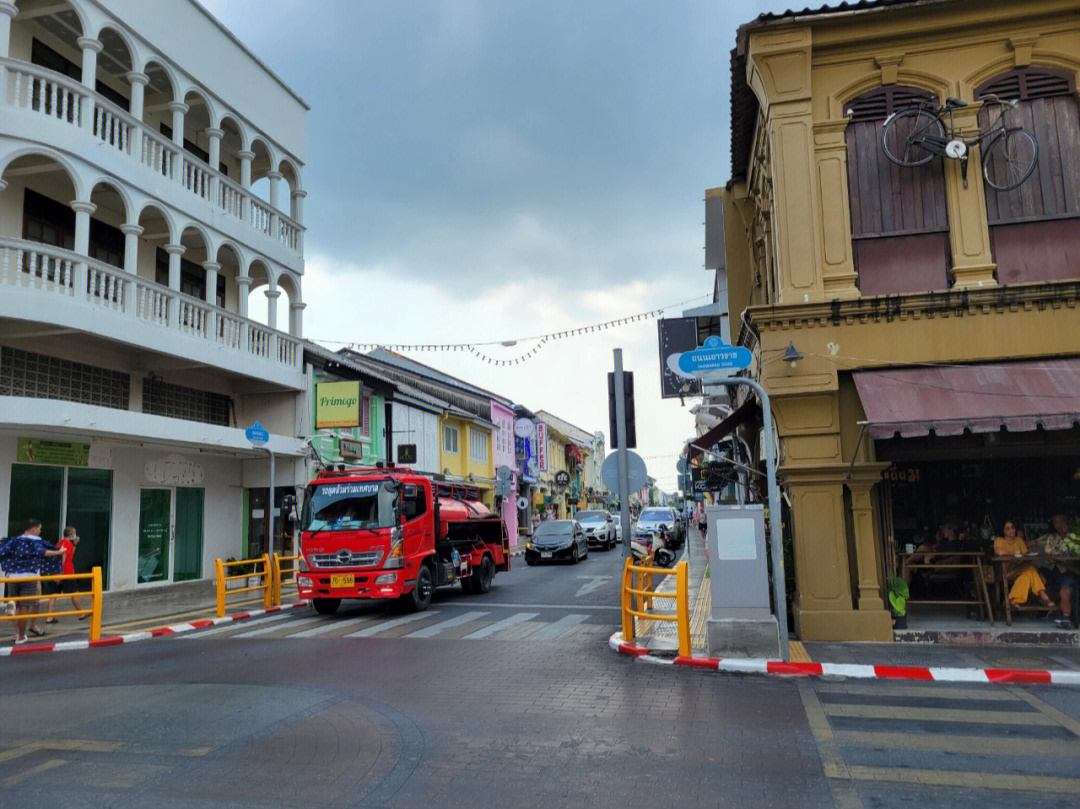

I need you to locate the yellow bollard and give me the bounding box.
[676,560,691,657]
[621,558,634,642]
[215,558,226,618]
[261,554,272,609]
[271,553,282,607]
[90,567,103,641]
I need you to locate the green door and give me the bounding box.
[66,468,113,588]
[173,487,204,582]
[138,489,171,583]
[8,464,64,542]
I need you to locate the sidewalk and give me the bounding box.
[630,525,710,653]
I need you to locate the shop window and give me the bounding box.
[0,346,130,410]
[844,86,951,296]
[142,377,231,426]
[976,68,1080,284]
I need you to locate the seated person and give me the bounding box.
[901,521,961,585]
[994,520,1056,611]
[1037,512,1080,629]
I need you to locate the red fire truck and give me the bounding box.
[293,466,510,614]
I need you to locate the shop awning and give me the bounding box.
[687,399,756,463]
[853,359,1080,439]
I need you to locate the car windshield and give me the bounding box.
[639,509,673,523]
[535,521,574,537]
[576,511,605,523]
[302,480,398,532]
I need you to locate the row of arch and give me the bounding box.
[0,144,303,335]
[7,0,304,216]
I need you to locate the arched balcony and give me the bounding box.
[1,0,306,258]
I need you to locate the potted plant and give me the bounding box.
[887,576,909,629]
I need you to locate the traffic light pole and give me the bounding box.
[613,349,633,565]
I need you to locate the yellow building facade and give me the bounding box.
[438,413,495,506]
[722,0,1080,641]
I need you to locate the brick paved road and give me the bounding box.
[2,549,1079,808]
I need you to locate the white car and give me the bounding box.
[575,510,617,550]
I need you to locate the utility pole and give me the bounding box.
[613,349,633,565]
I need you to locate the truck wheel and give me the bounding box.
[312,598,340,615]
[473,556,495,594]
[404,565,433,612]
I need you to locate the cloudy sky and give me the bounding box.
[200,0,803,492]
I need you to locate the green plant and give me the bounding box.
[887,576,909,617]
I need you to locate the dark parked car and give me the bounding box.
[575,510,616,550]
[524,520,589,565]
[635,507,682,550]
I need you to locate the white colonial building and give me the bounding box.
[0,0,309,591]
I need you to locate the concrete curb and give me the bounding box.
[1,600,311,657]
[608,632,1080,687]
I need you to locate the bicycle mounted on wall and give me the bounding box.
[880,93,1038,191]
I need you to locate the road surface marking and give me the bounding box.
[233,615,325,638]
[404,611,488,638]
[844,766,1080,794]
[463,612,538,639]
[574,576,611,597]
[821,704,1056,725]
[797,681,864,809]
[832,730,1080,757]
[1,759,66,787]
[528,613,590,641]
[439,601,620,611]
[288,613,385,637]
[346,611,442,637]
[180,612,291,638]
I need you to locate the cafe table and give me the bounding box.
[993,553,1080,625]
[898,551,994,625]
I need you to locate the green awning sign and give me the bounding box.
[17,438,91,467]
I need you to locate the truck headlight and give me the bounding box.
[297,576,313,587]
[298,555,309,572]
[374,573,397,584]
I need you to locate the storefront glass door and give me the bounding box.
[7,464,63,542]
[138,487,204,584]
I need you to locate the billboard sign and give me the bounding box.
[657,318,703,398]
[316,381,361,428]
[535,422,548,472]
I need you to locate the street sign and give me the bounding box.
[513,417,534,438]
[667,335,752,378]
[676,457,687,474]
[245,421,269,447]
[601,450,648,493]
[496,465,513,481]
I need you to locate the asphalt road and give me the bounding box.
[2,545,1080,809]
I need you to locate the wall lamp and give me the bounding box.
[783,341,803,368]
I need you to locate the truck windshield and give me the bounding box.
[302,480,397,532]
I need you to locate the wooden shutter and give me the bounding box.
[844,87,950,295]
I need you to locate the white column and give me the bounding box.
[203,260,220,341]
[120,223,142,274]
[205,127,223,205]
[238,149,254,221]
[264,286,281,330]
[168,101,188,146]
[126,71,148,120]
[235,275,252,318]
[0,2,16,86]
[71,201,96,298]
[290,301,306,338]
[164,243,185,325]
[291,189,307,224]
[77,38,102,132]
[266,171,283,210]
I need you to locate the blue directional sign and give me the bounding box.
[245,421,270,447]
[675,336,752,376]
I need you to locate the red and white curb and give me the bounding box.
[609,632,1080,687]
[1,600,310,657]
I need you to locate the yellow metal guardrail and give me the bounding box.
[214,554,271,617]
[271,553,301,606]
[1,567,103,641]
[621,557,691,657]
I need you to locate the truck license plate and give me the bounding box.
[330,574,354,588]
[541,552,552,559]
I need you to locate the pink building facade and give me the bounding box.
[490,401,519,546]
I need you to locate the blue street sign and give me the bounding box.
[676,336,752,375]
[245,421,270,447]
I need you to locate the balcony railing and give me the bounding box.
[2,59,304,255]
[0,237,302,374]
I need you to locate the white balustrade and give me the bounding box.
[141,130,177,179]
[216,310,243,349]
[182,157,212,201]
[218,177,244,220]
[6,62,85,126]
[277,335,299,368]
[250,199,272,236]
[86,263,124,309]
[248,323,272,359]
[279,218,300,251]
[0,239,74,292]
[93,100,132,155]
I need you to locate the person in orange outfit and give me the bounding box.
[994,521,1056,609]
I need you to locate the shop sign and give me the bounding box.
[316,381,361,428]
[513,417,535,438]
[17,438,90,467]
[536,423,548,471]
[532,490,545,505]
[340,437,364,459]
[554,470,571,487]
[145,454,204,486]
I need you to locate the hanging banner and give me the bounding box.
[535,423,548,472]
[17,438,90,467]
[316,381,361,428]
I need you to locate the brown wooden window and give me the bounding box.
[977,68,1080,285]
[845,86,951,296]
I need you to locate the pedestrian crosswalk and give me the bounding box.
[177,605,611,644]
[800,677,1080,806]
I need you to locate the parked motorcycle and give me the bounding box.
[630,525,677,567]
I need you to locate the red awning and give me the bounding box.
[853,359,1080,439]
[687,399,757,463]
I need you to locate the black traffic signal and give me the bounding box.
[607,370,636,449]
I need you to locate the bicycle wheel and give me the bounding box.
[881,107,946,167]
[982,128,1038,191]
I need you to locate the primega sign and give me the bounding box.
[316,381,361,428]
